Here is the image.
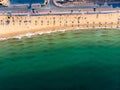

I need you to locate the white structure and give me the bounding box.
[0,0,10,6]
[31,3,41,8]
[56,0,66,2]
[10,4,29,8]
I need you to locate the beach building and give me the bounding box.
[31,3,41,9]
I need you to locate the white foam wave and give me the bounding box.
[0,27,119,41]
[0,29,67,41]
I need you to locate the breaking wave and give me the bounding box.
[0,27,119,41]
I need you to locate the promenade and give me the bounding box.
[0,0,120,16]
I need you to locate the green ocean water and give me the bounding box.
[0,29,120,90]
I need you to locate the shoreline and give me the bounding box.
[0,13,120,40]
[0,27,119,41]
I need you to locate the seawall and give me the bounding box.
[0,13,120,38]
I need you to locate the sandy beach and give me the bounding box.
[0,13,120,39]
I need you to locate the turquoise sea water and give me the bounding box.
[0,29,120,90]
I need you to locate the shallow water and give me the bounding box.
[0,29,120,90]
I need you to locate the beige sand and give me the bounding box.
[0,13,120,38]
